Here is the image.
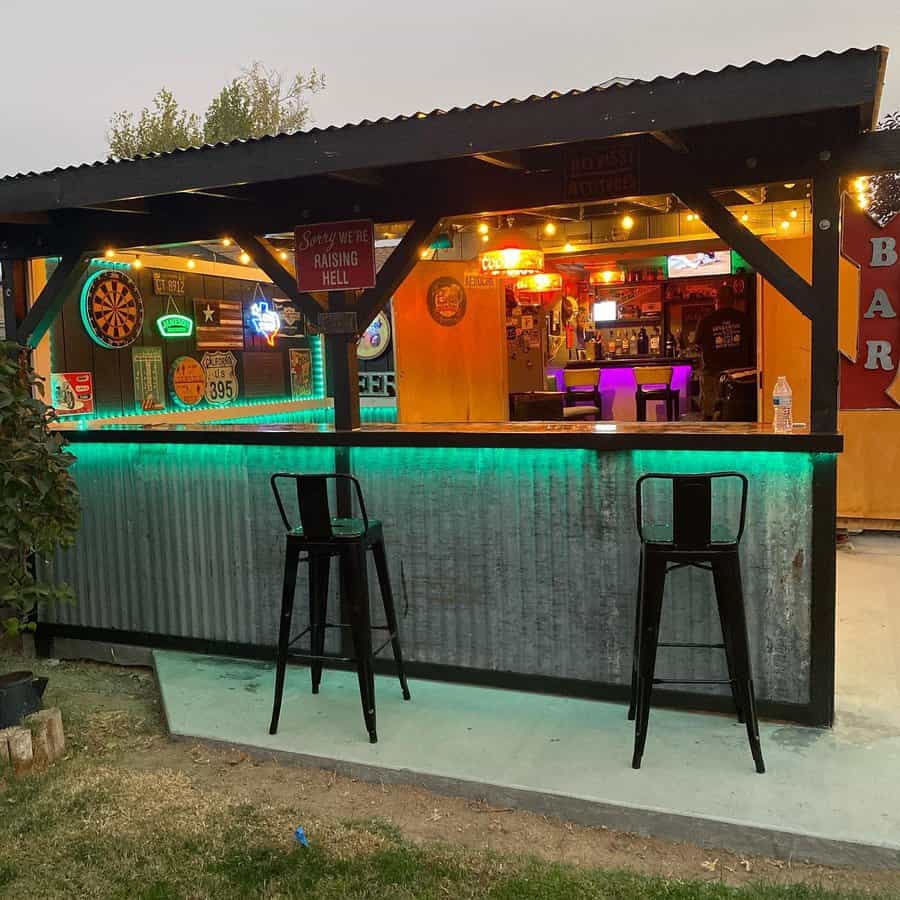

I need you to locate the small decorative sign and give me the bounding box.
[271,297,306,338]
[156,313,194,338]
[317,311,358,334]
[170,356,205,408]
[81,269,144,349]
[294,219,376,292]
[243,352,286,398]
[153,271,186,296]
[51,372,94,416]
[427,277,467,326]
[564,139,640,203]
[195,300,244,349]
[132,347,166,412]
[201,350,239,405]
[249,300,281,346]
[357,311,391,360]
[290,348,313,398]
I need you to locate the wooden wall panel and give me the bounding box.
[394,261,507,423]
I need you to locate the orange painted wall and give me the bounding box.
[393,261,508,423]
[759,235,899,523]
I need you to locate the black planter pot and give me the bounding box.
[0,671,47,728]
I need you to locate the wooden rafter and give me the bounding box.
[16,252,91,347]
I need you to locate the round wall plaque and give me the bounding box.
[426,277,467,326]
[357,311,392,360]
[169,356,205,407]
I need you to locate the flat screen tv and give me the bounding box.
[666,251,731,278]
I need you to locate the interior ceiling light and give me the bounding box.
[515,273,562,293]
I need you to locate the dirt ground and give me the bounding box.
[3,656,900,896]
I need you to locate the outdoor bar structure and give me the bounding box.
[3,47,900,736]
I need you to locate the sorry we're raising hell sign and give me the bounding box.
[294,219,376,292]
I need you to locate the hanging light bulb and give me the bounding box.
[187,258,196,269]
[420,249,430,259]
[789,208,799,219]
[240,252,251,265]
[279,250,289,261]
[222,237,232,247]
[543,221,557,237]
[477,222,489,235]
[740,212,750,223]
[132,256,143,269]
[780,220,790,231]
[481,234,489,243]
[621,214,635,230]
[104,248,115,259]
[686,213,696,223]
[563,242,576,253]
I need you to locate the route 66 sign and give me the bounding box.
[201,351,239,405]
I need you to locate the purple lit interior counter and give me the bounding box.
[550,358,693,421]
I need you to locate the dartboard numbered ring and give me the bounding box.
[81,269,144,349]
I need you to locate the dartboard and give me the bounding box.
[81,270,144,349]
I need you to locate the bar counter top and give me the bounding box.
[56,420,842,453]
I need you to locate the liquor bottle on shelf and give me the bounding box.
[596,333,604,359]
[649,327,661,354]
[637,326,649,355]
[664,331,675,357]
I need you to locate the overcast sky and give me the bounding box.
[0,0,897,177]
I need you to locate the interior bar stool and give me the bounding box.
[269,473,410,743]
[628,472,765,774]
[634,366,679,422]
[562,367,602,420]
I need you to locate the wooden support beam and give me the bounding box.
[16,253,91,347]
[357,213,441,330]
[661,147,816,319]
[837,128,900,177]
[324,292,361,432]
[2,258,26,340]
[810,172,843,433]
[230,230,324,322]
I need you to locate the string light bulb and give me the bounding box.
[240,252,251,265]
[621,214,635,230]
[279,250,289,261]
[783,182,796,189]
[104,248,115,259]
[543,221,557,237]
[132,256,142,269]
[222,237,232,247]
[481,234,489,243]
[789,208,799,219]
[563,242,576,253]
[420,249,430,259]
[686,213,696,222]
[740,212,750,223]
[477,222,489,235]
[187,258,196,269]
[780,220,790,231]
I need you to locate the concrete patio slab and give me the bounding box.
[155,640,900,869]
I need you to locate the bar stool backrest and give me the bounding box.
[563,368,601,389]
[635,472,748,548]
[270,473,369,539]
[634,366,673,388]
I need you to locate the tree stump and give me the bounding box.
[0,708,66,778]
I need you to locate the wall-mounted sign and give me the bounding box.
[81,269,144,349]
[271,297,305,338]
[841,201,900,409]
[51,372,94,416]
[243,352,286,398]
[427,277,467,326]
[194,300,244,349]
[359,371,396,397]
[249,300,281,346]
[564,139,640,203]
[289,348,313,398]
[170,356,205,408]
[294,219,376,291]
[152,271,186,296]
[156,313,194,338]
[357,311,391,360]
[132,347,166,412]
[201,351,239,405]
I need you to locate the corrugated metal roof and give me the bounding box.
[0,47,883,183]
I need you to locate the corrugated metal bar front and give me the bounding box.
[47,442,814,706]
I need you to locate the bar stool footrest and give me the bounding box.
[657,642,726,649]
[652,678,734,685]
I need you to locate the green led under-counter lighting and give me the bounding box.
[156,314,194,339]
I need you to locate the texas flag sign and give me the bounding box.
[840,200,900,409]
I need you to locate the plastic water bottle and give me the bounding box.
[772,376,793,433]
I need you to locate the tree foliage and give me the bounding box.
[106,63,325,159]
[869,111,900,227]
[0,343,80,638]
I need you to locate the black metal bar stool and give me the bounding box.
[628,472,765,774]
[635,366,680,422]
[269,473,410,743]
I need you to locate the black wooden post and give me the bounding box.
[324,292,362,431]
[1,259,27,340]
[807,170,843,727]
